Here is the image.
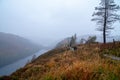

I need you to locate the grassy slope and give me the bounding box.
[1,43,120,80]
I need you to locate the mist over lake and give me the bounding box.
[0,0,120,79]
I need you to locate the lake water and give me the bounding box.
[0,49,49,76]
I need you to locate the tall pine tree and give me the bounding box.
[92,0,120,44]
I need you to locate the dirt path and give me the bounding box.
[104,54,120,60]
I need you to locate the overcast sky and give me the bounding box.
[0,0,120,46]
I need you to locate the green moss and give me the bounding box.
[107,72,119,80]
[101,48,120,57]
[43,75,56,80]
[91,66,119,80]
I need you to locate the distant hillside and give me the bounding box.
[55,37,71,48]
[0,32,43,68]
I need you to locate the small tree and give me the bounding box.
[92,0,120,44]
[86,36,97,44]
[69,34,77,47]
[80,38,85,44]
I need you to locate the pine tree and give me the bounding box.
[92,0,120,44]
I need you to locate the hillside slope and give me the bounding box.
[2,43,120,80]
[0,32,43,68]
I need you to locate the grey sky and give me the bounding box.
[0,0,120,46]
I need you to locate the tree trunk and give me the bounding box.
[103,26,106,44]
[103,1,107,44]
[103,11,107,44]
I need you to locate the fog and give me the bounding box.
[0,0,120,46]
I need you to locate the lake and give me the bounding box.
[0,49,49,76]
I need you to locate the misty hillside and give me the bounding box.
[0,32,43,68]
[55,35,120,48]
[3,42,120,80]
[55,37,71,48]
